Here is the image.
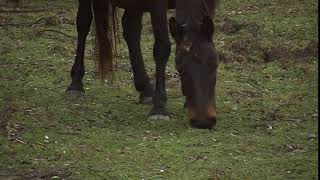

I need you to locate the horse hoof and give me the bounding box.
[148,114,170,121]
[66,90,85,97]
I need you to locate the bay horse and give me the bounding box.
[67,0,218,129]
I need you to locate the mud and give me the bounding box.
[218,18,317,63]
[262,39,318,63]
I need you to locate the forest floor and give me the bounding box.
[0,0,318,179]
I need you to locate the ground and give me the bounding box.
[0,0,318,179]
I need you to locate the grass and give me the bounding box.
[0,0,318,179]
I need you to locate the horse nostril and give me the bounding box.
[190,117,216,129]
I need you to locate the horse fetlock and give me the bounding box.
[139,95,153,105]
[66,90,85,98]
[67,82,85,92]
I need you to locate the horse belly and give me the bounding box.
[111,0,146,10]
[111,0,175,11]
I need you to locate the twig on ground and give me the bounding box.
[0,9,46,13]
[35,141,45,146]
[39,29,76,40]
[0,22,29,27]
[30,17,47,26]
[0,17,46,27]
[0,11,69,27]
[0,4,31,8]
[13,138,27,145]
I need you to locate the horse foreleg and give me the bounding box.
[67,0,93,94]
[122,10,154,104]
[148,7,171,120]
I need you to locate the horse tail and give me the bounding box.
[92,0,117,81]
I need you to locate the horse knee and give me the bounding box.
[77,16,92,35]
[154,40,171,63]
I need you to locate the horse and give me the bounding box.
[67,0,218,129]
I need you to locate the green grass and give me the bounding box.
[0,0,318,179]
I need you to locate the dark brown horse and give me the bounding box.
[67,0,218,129]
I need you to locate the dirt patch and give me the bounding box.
[242,22,261,37]
[262,39,318,63]
[218,36,262,63]
[220,18,242,35]
[261,45,291,63]
[229,39,260,57]
[292,39,318,59]
[218,18,317,63]
[230,40,247,52]
[219,34,317,63]
[219,18,262,37]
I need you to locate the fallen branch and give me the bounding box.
[31,17,47,26]
[0,22,29,27]
[0,16,45,27]
[0,9,46,13]
[39,29,76,40]
[0,4,31,8]
[0,11,68,27]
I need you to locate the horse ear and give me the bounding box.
[201,16,214,40]
[169,17,183,43]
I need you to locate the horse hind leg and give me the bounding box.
[67,0,93,95]
[122,10,154,104]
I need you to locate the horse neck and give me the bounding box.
[176,0,215,25]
